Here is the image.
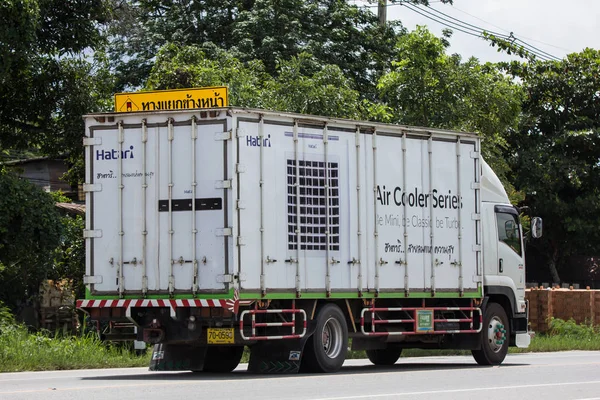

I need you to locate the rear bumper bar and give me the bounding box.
[77,298,241,318]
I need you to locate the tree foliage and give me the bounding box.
[51,214,85,300]
[0,0,113,185]
[0,169,62,310]
[147,45,368,119]
[109,0,405,97]
[146,44,271,108]
[378,26,523,186]
[504,49,600,282]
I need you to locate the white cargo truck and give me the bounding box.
[77,107,541,373]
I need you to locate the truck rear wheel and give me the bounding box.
[472,303,509,365]
[302,303,348,373]
[366,347,402,366]
[202,346,244,373]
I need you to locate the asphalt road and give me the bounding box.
[1,351,600,400]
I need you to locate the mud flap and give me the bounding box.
[149,343,208,371]
[247,335,311,374]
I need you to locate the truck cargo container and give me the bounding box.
[77,107,541,373]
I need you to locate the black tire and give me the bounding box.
[302,303,348,373]
[472,303,509,365]
[202,346,244,373]
[366,347,403,366]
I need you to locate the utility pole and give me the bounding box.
[378,0,387,26]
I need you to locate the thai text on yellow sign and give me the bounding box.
[114,86,228,113]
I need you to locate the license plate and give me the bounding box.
[207,328,235,344]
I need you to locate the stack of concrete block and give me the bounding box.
[525,287,599,333]
[526,288,553,333]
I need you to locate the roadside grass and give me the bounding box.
[0,323,150,372]
[511,317,600,353]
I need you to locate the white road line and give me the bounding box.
[310,380,600,400]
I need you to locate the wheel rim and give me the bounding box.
[322,317,343,359]
[487,316,507,353]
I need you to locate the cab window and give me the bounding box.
[496,212,522,256]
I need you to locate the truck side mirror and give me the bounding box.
[531,217,543,238]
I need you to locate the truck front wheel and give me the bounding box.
[302,303,348,373]
[472,303,509,365]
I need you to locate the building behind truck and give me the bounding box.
[77,107,541,373]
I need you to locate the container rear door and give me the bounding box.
[235,117,355,293]
[86,115,230,296]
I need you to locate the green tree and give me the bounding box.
[48,192,86,299]
[51,215,85,300]
[504,49,600,283]
[0,0,113,183]
[378,26,523,186]
[146,43,273,108]
[0,169,62,310]
[264,54,363,118]
[109,0,406,97]
[146,45,378,120]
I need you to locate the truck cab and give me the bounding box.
[481,160,536,351]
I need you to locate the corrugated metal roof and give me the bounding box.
[55,202,85,215]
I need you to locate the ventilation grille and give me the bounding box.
[287,159,340,251]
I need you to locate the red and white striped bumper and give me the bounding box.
[77,298,238,318]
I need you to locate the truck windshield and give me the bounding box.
[496,212,522,256]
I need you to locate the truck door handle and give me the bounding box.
[499,258,504,273]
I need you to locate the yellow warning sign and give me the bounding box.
[114,86,228,113]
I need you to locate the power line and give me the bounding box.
[513,38,561,61]
[400,3,560,61]
[445,4,511,34]
[420,4,509,40]
[402,3,484,40]
[419,4,560,61]
[352,0,563,61]
[403,3,552,61]
[449,4,575,53]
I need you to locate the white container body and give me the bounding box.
[84,109,482,297]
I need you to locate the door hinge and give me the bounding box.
[214,130,232,141]
[215,180,232,189]
[217,273,246,283]
[83,137,102,146]
[83,275,103,284]
[217,274,234,283]
[83,183,102,192]
[216,228,232,237]
[83,230,102,238]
